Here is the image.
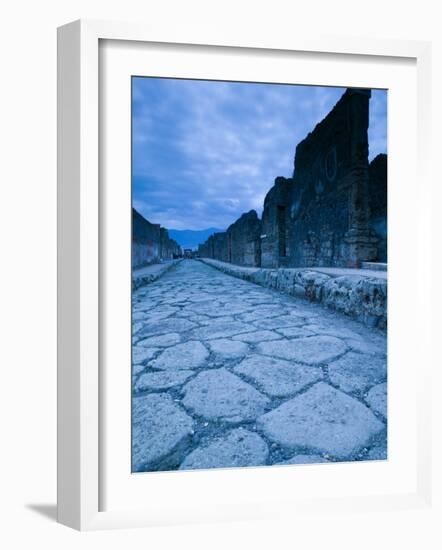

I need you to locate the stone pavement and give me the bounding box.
[132,260,387,472]
[132,259,182,291]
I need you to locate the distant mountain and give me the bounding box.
[168,228,224,250]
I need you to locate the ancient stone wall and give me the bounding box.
[197,87,387,270]
[261,176,296,268]
[226,210,262,267]
[160,227,181,260]
[132,208,182,269]
[368,154,387,262]
[197,241,209,258]
[211,232,229,262]
[132,208,161,268]
[288,88,378,268]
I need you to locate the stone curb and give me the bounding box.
[199,258,387,329]
[132,259,183,291]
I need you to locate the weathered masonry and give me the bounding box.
[132,208,182,269]
[198,211,262,267]
[198,88,387,269]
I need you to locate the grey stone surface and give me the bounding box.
[257,382,384,458]
[365,382,387,418]
[134,370,194,392]
[139,317,197,337]
[207,338,249,358]
[132,393,194,471]
[138,333,181,348]
[328,352,386,393]
[280,454,328,465]
[131,260,387,472]
[150,341,209,371]
[132,258,182,290]
[232,330,282,343]
[199,258,387,330]
[366,444,387,460]
[253,315,305,330]
[275,326,315,338]
[190,320,254,340]
[132,346,160,364]
[346,337,386,356]
[133,363,146,376]
[257,336,348,365]
[234,355,322,397]
[182,368,269,423]
[180,428,269,470]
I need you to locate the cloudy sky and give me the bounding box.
[132,78,387,231]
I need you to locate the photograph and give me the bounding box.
[130,77,388,473]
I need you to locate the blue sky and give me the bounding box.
[132,78,387,231]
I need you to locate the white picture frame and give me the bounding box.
[57,19,433,531]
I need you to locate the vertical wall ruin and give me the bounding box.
[226,210,262,267]
[132,208,181,268]
[195,88,388,269]
[289,88,378,268]
[260,176,295,268]
[368,153,387,262]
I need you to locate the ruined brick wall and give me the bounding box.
[132,208,182,268]
[261,176,296,268]
[132,208,161,268]
[226,210,261,266]
[368,154,387,262]
[197,87,386,270]
[161,227,182,260]
[288,88,378,268]
[197,242,209,258]
[198,211,261,266]
[211,232,228,262]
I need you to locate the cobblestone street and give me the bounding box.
[132,260,387,472]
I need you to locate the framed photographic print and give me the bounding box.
[57,19,433,530]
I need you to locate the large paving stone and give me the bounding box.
[328,352,386,393]
[365,382,387,418]
[366,444,387,460]
[139,317,197,337]
[345,337,387,357]
[239,306,286,322]
[305,325,364,341]
[275,327,315,338]
[256,336,348,365]
[280,454,328,465]
[253,315,305,330]
[234,355,322,398]
[232,330,282,343]
[257,382,384,458]
[189,320,254,340]
[140,304,179,321]
[132,363,146,376]
[182,368,269,423]
[132,346,160,364]
[134,370,194,392]
[180,428,269,470]
[150,341,209,371]
[132,393,194,471]
[138,333,181,348]
[208,338,249,359]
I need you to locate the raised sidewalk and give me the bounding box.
[199,258,387,329]
[132,259,182,290]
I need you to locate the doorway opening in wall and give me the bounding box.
[131,75,388,475]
